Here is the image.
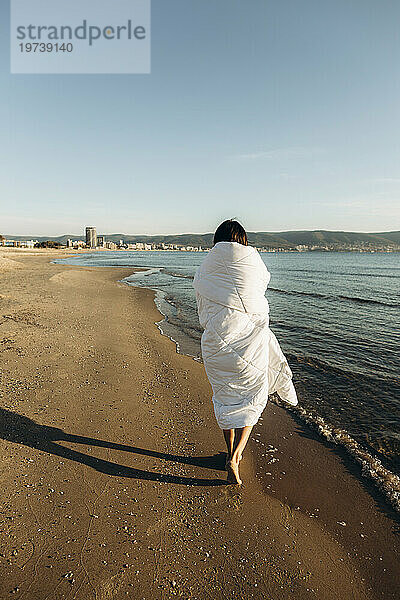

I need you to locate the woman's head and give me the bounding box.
[213,219,248,246]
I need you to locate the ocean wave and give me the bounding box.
[283,268,400,279]
[337,294,399,306]
[158,296,203,336]
[288,352,363,379]
[123,267,161,277]
[160,269,195,280]
[287,352,400,389]
[268,287,399,307]
[273,397,400,513]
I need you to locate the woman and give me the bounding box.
[193,220,298,485]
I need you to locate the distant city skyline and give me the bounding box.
[3,226,400,238]
[2,227,399,253]
[1,1,399,235]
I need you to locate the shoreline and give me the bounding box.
[0,251,399,599]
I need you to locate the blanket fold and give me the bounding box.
[194,241,298,429]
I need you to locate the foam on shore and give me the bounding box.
[274,398,400,513]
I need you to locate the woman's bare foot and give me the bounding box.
[225,453,242,469]
[226,460,242,485]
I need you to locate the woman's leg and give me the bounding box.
[232,426,253,463]
[223,429,235,460]
[224,425,253,484]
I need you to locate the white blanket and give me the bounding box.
[193,241,298,429]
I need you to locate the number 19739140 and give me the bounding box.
[19,42,73,52]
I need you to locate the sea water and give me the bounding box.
[54,250,400,509]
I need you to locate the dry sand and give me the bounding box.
[0,251,399,599]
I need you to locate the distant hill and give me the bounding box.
[249,230,400,248]
[4,230,400,249]
[374,231,400,244]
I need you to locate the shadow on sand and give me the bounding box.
[0,408,226,487]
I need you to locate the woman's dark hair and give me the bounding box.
[213,219,248,246]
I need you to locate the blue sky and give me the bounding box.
[1,0,399,236]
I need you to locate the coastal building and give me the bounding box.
[178,245,202,252]
[105,241,117,250]
[85,226,97,249]
[0,239,36,248]
[97,236,105,248]
[67,239,86,249]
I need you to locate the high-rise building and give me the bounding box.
[85,226,97,248]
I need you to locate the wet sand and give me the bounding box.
[0,250,399,599]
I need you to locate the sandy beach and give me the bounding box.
[0,250,399,600]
